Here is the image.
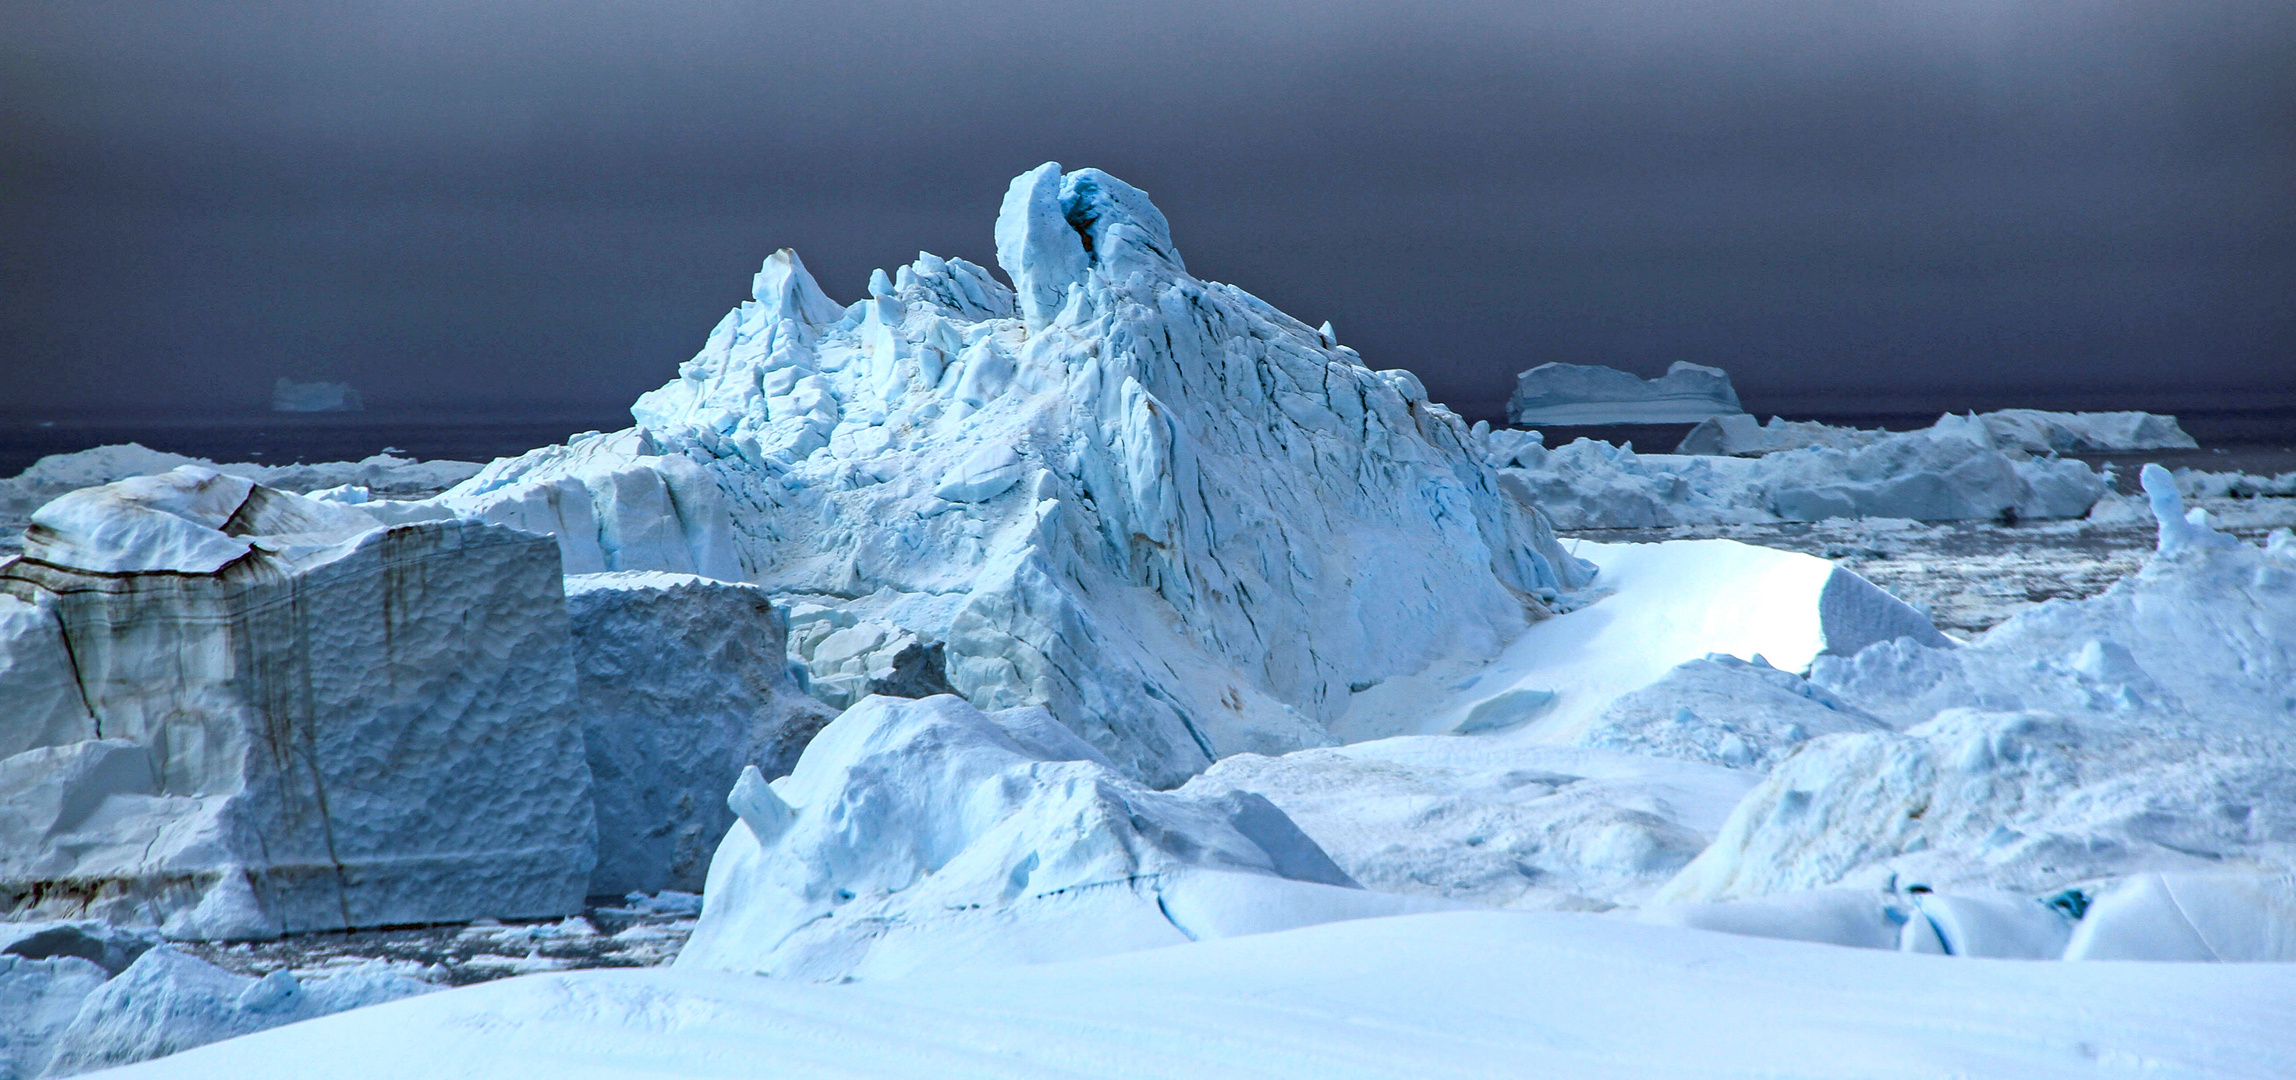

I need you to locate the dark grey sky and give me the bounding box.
[4,1,2291,422]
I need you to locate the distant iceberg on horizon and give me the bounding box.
[1507,361,1744,426]
[271,377,363,413]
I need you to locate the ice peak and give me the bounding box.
[751,249,846,326]
[995,163,1188,329]
[2141,462,2235,554]
[995,162,1088,329]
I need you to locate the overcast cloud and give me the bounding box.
[3,1,2290,419]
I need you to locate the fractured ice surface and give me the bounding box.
[412,163,1592,785]
[1505,361,1744,426]
[566,572,834,896]
[0,468,595,938]
[676,694,1452,981]
[1658,470,2296,905]
[1491,413,2110,528]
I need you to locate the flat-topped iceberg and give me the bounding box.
[416,163,1593,785]
[0,468,595,939]
[1506,362,1743,426]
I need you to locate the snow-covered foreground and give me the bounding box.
[103,910,2296,1080]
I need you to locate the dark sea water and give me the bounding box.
[3,403,2292,481]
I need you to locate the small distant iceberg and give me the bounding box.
[271,377,364,413]
[1507,362,1743,426]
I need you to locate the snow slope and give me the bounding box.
[413,163,1592,785]
[1333,538,1939,744]
[100,910,2296,1080]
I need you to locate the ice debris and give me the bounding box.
[1506,362,1743,426]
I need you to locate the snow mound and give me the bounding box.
[1659,471,2296,904]
[40,945,431,1078]
[565,572,834,896]
[2063,871,2296,962]
[1183,737,1758,910]
[1493,417,2108,528]
[412,163,1592,785]
[0,468,594,938]
[1337,539,1941,745]
[1506,362,1743,426]
[1577,653,1889,771]
[676,694,1450,981]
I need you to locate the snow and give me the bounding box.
[0,444,479,557]
[2063,872,2296,962]
[1491,418,2110,528]
[1184,739,1757,910]
[0,469,594,938]
[95,910,2296,1080]
[564,572,834,896]
[1506,361,1744,426]
[270,379,363,413]
[675,694,1453,982]
[1576,653,1889,771]
[1659,476,2296,905]
[401,162,1592,786]
[1333,539,1934,744]
[1676,410,2196,458]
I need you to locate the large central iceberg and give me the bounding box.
[435,163,1592,785]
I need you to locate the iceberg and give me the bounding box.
[1505,362,1744,426]
[0,468,595,938]
[269,379,362,413]
[413,163,1593,785]
[676,694,1449,981]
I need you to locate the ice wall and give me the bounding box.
[0,468,595,938]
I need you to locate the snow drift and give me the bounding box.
[566,572,834,896]
[415,162,1593,785]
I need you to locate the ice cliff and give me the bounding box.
[0,468,595,938]
[1506,362,1744,426]
[424,162,1593,786]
